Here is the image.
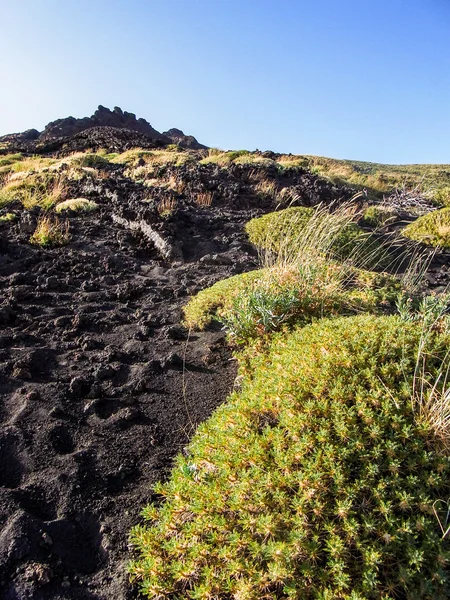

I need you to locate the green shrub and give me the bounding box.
[72,153,110,168]
[183,269,265,330]
[129,314,450,599]
[55,198,98,213]
[402,208,450,248]
[433,187,450,207]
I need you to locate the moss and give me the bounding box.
[0,212,17,223]
[402,208,450,248]
[183,269,265,330]
[130,314,450,599]
[71,153,110,168]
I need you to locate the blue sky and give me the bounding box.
[1,0,449,163]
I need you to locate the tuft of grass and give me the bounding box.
[183,262,401,343]
[71,153,110,168]
[200,149,251,165]
[129,314,450,599]
[402,208,450,248]
[157,197,177,217]
[194,191,213,207]
[30,215,70,247]
[0,172,66,209]
[245,205,387,268]
[55,198,98,213]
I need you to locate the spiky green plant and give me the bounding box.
[129,314,450,599]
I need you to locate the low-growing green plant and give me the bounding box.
[72,153,110,168]
[55,198,98,213]
[434,187,450,207]
[0,212,17,223]
[402,208,450,248]
[30,215,70,247]
[362,205,398,228]
[183,262,401,343]
[0,172,65,209]
[129,314,450,599]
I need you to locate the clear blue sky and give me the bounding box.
[1,0,449,164]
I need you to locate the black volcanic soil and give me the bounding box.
[0,198,265,599]
[1,131,449,600]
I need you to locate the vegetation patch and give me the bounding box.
[30,215,70,247]
[245,206,386,267]
[0,212,17,223]
[402,208,450,248]
[361,205,398,228]
[55,198,98,213]
[0,172,65,209]
[183,263,401,343]
[130,314,450,599]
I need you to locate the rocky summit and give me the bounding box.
[0,105,207,152]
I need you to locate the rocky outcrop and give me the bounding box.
[163,127,207,150]
[0,106,209,152]
[39,105,169,142]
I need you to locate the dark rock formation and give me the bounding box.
[0,106,209,153]
[163,127,207,150]
[39,105,169,142]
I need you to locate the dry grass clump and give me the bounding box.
[55,198,98,213]
[30,215,70,247]
[157,197,177,217]
[0,172,66,209]
[194,191,213,207]
[130,314,450,599]
[402,208,450,248]
[254,178,278,200]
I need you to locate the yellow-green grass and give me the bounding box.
[0,212,17,223]
[0,172,65,209]
[361,205,398,227]
[402,208,450,248]
[130,314,450,599]
[111,147,196,168]
[55,198,98,213]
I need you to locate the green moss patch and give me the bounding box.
[130,314,450,599]
[402,208,450,248]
